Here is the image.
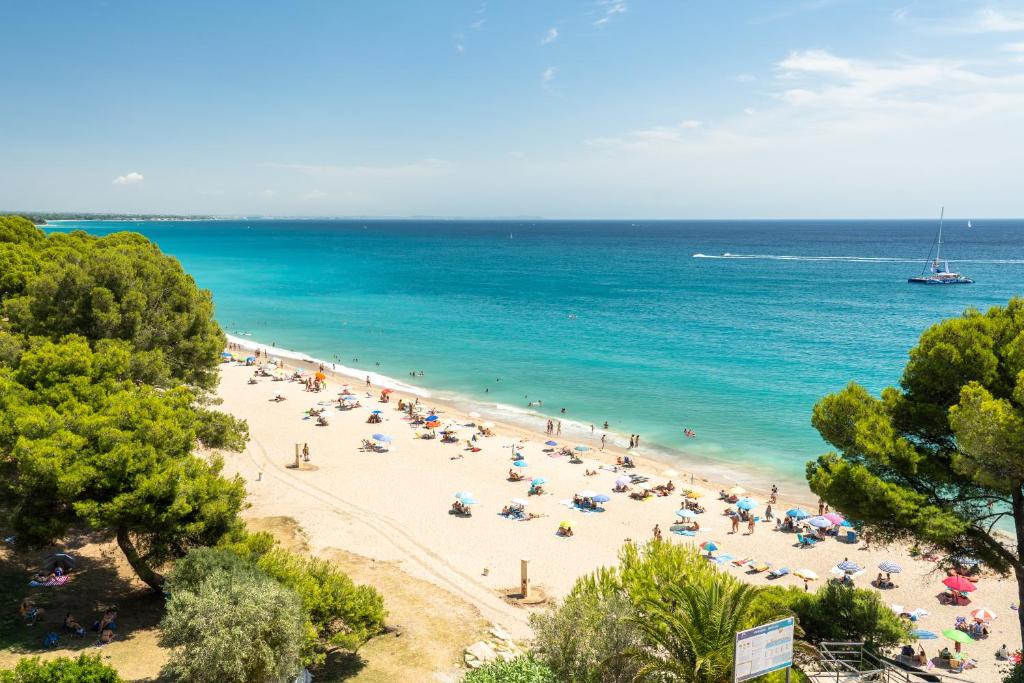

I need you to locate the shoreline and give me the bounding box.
[224,332,818,508]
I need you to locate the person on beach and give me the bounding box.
[603,421,609,429]
[747,517,755,535]
[556,421,561,435]
[302,443,310,462]
[600,434,607,450]
[652,524,662,541]
[590,424,594,434]
[817,498,825,515]
[730,515,740,534]
[765,504,773,521]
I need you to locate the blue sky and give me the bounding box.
[2,0,1024,218]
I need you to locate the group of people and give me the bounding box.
[544,419,561,435]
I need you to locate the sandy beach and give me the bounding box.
[215,344,1021,681]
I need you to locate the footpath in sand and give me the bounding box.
[215,356,1021,682]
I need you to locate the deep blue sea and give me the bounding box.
[45,219,1024,489]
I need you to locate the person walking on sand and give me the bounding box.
[366,375,371,387]
[731,515,740,534]
[302,443,310,462]
[556,421,561,436]
[652,524,662,541]
[600,434,607,450]
[635,434,640,447]
[747,517,755,535]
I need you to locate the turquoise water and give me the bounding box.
[44,219,1024,488]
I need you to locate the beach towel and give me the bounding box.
[671,528,696,536]
[711,554,734,564]
[29,575,70,587]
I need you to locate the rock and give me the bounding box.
[489,625,513,641]
[466,640,497,663]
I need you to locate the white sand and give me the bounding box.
[214,352,1019,681]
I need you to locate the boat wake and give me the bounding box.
[692,254,1024,264]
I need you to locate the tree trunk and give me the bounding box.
[116,526,164,591]
[1013,488,1024,651]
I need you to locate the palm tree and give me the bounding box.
[625,571,771,683]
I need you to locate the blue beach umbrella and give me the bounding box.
[426,414,439,421]
[836,560,862,573]
[454,491,474,502]
[371,410,382,415]
[372,433,392,443]
[220,351,232,358]
[878,560,902,574]
[513,460,529,467]
[246,356,256,362]
[700,541,719,552]
[574,445,590,452]
[676,509,697,519]
[592,494,610,503]
[531,477,547,485]
[457,496,478,505]
[736,498,758,511]
[911,630,938,640]
[545,440,557,446]
[342,395,357,401]
[787,508,810,519]
[807,516,833,528]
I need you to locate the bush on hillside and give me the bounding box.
[0,654,123,682]
[462,656,558,683]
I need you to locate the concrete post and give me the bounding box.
[520,559,530,598]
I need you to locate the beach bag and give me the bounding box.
[43,632,59,648]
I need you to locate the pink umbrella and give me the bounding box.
[823,513,845,525]
[943,576,977,592]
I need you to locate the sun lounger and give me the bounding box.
[796,533,818,547]
[732,557,753,567]
[748,561,771,573]
[768,567,790,579]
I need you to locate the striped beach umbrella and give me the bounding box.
[878,560,902,574]
[836,560,862,573]
[970,608,997,622]
[807,516,833,528]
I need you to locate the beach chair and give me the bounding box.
[797,533,818,548]
[767,567,790,579]
[845,529,858,543]
[748,561,771,573]
[732,557,753,567]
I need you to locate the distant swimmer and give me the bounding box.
[684,428,696,438]
[568,313,577,319]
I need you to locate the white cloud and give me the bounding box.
[112,172,144,185]
[594,1,627,27]
[456,43,465,54]
[542,27,559,44]
[1002,41,1024,53]
[471,18,486,30]
[930,8,1024,34]
[542,66,557,83]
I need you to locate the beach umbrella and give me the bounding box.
[910,629,938,640]
[787,508,810,519]
[840,519,854,528]
[342,395,357,401]
[381,388,393,394]
[823,513,845,525]
[468,411,481,419]
[315,371,326,380]
[510,498,530,506]
[683,490,704,498]
[806,516,833,528]
[727,485,746,495]
[878,560,902,574]
[372,433,392,443]
[454,491,475,502]
[836,560,862,573]
[952,556,981,567]
[480,421,495,429]
[531,477,548,485]
[246,356,256,362]
[220,351,233,358]
[795,569,818,580]
[970,608,997,622]
[615,476,631,487]
[371,410,382,415]
[942,629,974,645]
[545,440,557,447]
[458,496,478,506]
[559,520,572,529]
[592,494,610,503]
[943,576,977,592]
[577,490,599,498]
[574,445,590,452]
[43,553,76,571]
[700,541,719,552]
[676,509,697,519]
[426,414,439,421]
[735,498,758,511]
[513,460,529,467]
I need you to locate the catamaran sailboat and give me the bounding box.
[908,208,973,285]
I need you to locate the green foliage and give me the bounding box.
[808,298,1024,647]
[761,584,908,652]
[160,558,305,683]
[531,542,784,683]
[1004,663,1024,683]
[256,548,388,663]
[808,298,1024,577]
[2,227,224,389]
[462,656,558,683]
[0,218,249,590]
[0,654,123,682]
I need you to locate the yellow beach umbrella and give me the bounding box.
[728,486,747,496]
[559,520,573,529]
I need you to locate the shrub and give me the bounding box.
[0,654,123,682]
[463,656,558,683]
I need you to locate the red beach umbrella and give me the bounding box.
[943,576,977,592]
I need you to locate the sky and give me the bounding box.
[2,0,1024,218]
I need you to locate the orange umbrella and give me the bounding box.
[315,372,325,381]
[381,388,393,394]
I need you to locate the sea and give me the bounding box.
[43,218,1024,491]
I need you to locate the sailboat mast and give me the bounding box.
[936,206,944,263]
